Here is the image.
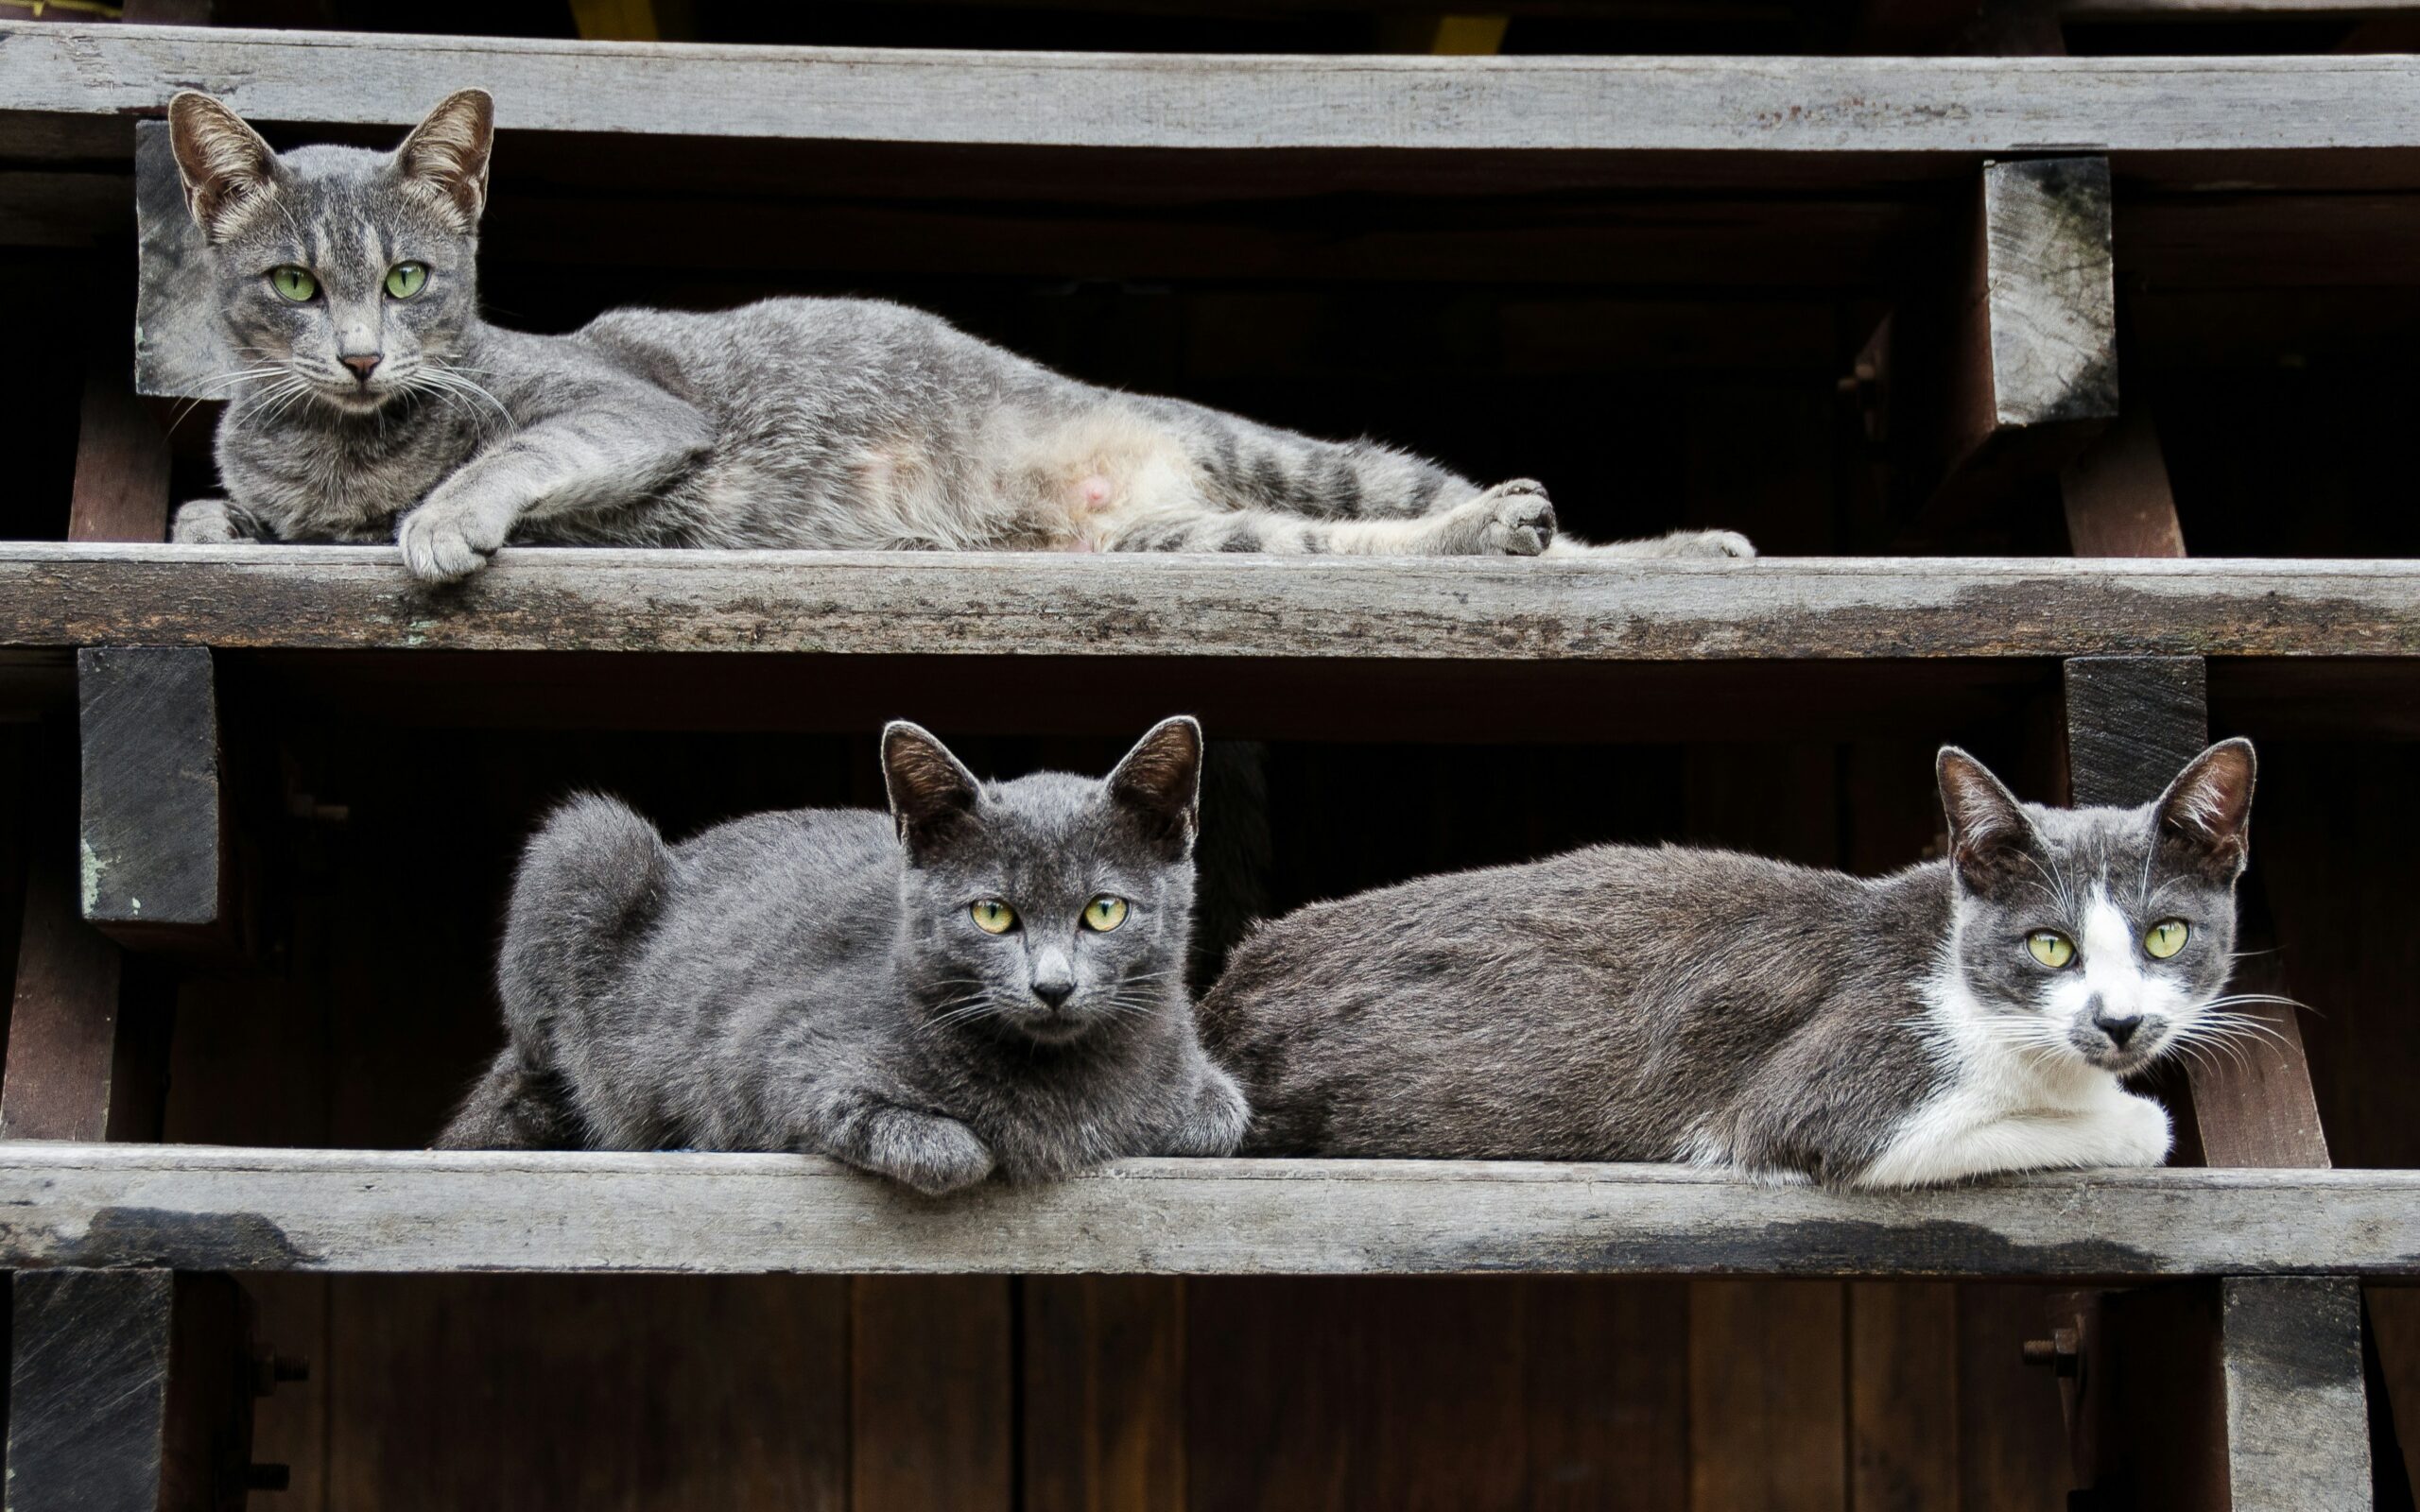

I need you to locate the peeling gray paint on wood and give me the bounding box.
[12,24,2420,161]
[2220,1279,2374,1512]
[0,1145,2415,1279]
[76,647,220,929]
[7,546,2420,662]
[1979,157,2118,432]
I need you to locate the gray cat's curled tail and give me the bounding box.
[433,795,672,1150]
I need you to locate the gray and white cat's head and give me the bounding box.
[881,718,1202,1047]
[1934,739,2256,1077]
[166,90,494,417]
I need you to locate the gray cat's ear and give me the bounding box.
[1106,716,1203,860]
[394,89,495,232]
[166,93,281,245]
[1937,747,2035,892]
[2154,738,2256,881]
[881,721,981,864]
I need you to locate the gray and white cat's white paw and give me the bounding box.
[171,498,257,545]
[863,1110,997,1196]
[2105,1091,2175,1168]
[398,501,509,583]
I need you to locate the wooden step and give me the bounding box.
[4,1143,2415,1279]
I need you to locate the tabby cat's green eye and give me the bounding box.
[1082,895,1129,933]
[971,900,1017,935]
[384,262,429,300]
[2144,919,2189,959]
[2026,930,2076,969]
[269,266,318,302]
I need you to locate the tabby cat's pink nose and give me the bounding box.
[340,353,382,381]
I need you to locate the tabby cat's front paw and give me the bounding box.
[1472,479,1557,556]
[172,499,255,545]
[1654,528,1756,559]
[398,504,507,583]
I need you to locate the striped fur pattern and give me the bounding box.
[166,91,1754,581]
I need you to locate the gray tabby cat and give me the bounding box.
[164,90,1753,583]
[436,717,1247,1194]
[1201,741,2262,1187]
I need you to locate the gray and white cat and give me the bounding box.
[435,717,1247,1194]
[164,89,1753,582]
[1200,741,2262,1187]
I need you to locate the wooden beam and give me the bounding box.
[11,26,2420,173]
[2063,409,2187,558]
[1,1145,2417,1279]
[853,1279,1012,1512]
[11,547,2420,662]
[6,1269,258,1512]
[76,648,224,942]
[2219,1279,2374,1511]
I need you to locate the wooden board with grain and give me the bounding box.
[9,547,2420,663]
[3,1145,2419,1280]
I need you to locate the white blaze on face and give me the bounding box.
[2041,885,2189,1040]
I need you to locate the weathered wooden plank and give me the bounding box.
[1025,1277,1186,1512]
[68,335,169,546]
[2062,656,2208,806]
[9,547,2420,662]
[14,25,2420,170]
[2,840,126,1143]
[2063,409,2188,558]
[2,1145,2418,1279]
[1688,1281,1845,1512]
[2219,1279,2374,1511]
[77,648,222,936]
[1849,1283,1959,1512]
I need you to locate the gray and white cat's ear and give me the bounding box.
[881,721,982,865]
[1106,716,1204,860]
[393,89,495,232]
[166,93,282,246]
[1936,747,2036,891]
[2153,738,2256,880]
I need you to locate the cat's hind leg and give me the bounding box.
[1545,529,1756,560]
[433,1047,584,1149]
[1103,480,1556,557]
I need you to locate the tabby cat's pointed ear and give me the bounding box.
[2154,738,2256,882]
[881,722,981,865]
[1937,747,2036,893]
[167,93,281,245]
[1106,717,1203,861]
[394,89,494,232]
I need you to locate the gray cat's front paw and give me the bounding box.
[1654,527,1756,559]
[1474,479,1556,557]
[398,503,507,583]
[1157,1068,1250,1157]
[863,1110,997,1196]
[172,499,254,545]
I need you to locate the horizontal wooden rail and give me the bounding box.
[2,1143,2416,1279]
[9,25,2420,189]
[5,546,2419,662]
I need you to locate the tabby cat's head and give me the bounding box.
[881,718,1202,1046]
[1937,740,2256,1076]
[166,90,493,417]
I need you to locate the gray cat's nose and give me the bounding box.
[2093,1009,2143,1049]
[340,353,383,382]
[1031,981,1073,1009]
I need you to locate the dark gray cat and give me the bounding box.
[436,717,1248,1194]
[164,89,1753,582]
[1200,741,2263,1187]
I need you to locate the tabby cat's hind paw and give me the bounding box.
[1470,479,1557,557]
[172,499,255,545]
[1654,528,1756,558]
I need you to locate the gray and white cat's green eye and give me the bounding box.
[971,899,1017,935]
[1082,895,1130,932]
[2025,930,2076,969]
[384,261,429,300]
[268,266,318,302]
[2144,919,2189,959]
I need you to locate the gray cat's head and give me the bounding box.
[166,90,493,417]
[1936,739,2256,1076]
[881,718,1202,1046]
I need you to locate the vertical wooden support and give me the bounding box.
[69,323,171,546]
[78,647,226,943]
[6,1270,259,1512]
[1024,1277,1186,1512]
[853,1277,1012,1512]
[2063,409,2188,557]
[2220,1279,2374,1512]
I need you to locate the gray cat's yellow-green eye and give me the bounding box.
[2026,930,2076,969]
[971,900,1016,935]
[2144,919,2189,959]
[384,262,429,300]
[269,266,318,302]
[1082,895,1129,933]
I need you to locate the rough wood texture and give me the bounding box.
[2064,409,2189,558]
[2061,656,2209,807]
[1025,1278,1185,1512]
[15,24,2420,169]
[4,1145,2418,1279]
[1849,1283,1960,1512]
[2219,1279,2374,1511]
[77,648,221,935]
[10,547,2420,662]
[1950,157,2119,469]
[3,820,127,1143]
[69,335,170,545]
[1689,1281,1845,1512]
[852,1278,1011,1512]
[6,1269,174,1512]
